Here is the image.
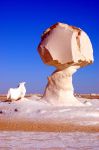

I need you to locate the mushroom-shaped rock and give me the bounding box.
[38,22,94,106]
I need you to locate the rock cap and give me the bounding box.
[38,22,94,69]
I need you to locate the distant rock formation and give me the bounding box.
[38,22,94,106]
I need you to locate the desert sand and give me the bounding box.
[0,94,99,132]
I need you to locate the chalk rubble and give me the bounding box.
[38,22,94,106]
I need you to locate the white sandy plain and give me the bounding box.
[0,94,99,132]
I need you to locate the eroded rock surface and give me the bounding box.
[38,22,94,106]
[38,22,94,70]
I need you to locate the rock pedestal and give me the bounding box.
[43,66,84,106]
[38,22,94,106]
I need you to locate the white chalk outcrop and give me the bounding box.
[38,22,94,106]
[7,82,26,101]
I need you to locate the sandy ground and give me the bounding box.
[0,94,99,132]
[0,94,33,102]
[0,93,99,101]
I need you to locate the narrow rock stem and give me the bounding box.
[42,66,83,106]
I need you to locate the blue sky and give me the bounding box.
[0,0,99,94]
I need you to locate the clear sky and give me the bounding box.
[0,0,99,94]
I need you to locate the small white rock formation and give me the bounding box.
[7,82,26,101]
[38,22,94,106]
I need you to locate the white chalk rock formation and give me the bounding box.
[38,22,94,106]
[7,82,26,101]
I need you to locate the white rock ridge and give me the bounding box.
[38,22,94,106]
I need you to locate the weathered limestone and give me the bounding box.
[38,22,94,106]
